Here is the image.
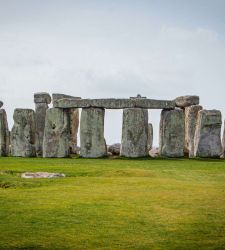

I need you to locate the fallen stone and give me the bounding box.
[80,108,107,158]
[159,109,185,157]
[108,143,121,155]
[148,123,153,150]
[149,147,159,158]
[11,109,36,157]
[55,98,175,109]
[43,108,70,158]
[21,172,65,178]
[0,101,3,108]
[185,105,203,157]
[121,108,149,158]
[175,95,199,108]
[194,110,223,158]
[0,109,9,156]
[34,92,51,104]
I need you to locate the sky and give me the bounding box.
[0,0,225,146]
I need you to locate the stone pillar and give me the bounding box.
[223,120,225,158]
[52,94,81,154]
[34,92,51,156]
[184,105,203,157]
[0,108,9,156]
[159,109,185,157]
[120,108,149,158]
[11,109,36,157]
[80,108,106,158]
[43,108,70,158]
[194,110,223,158]
[148,123,153,150]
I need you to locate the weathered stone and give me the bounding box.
[108,143,121,155]
[52,93,81,107]
[55,98,175,109]
[0,101,3,108]
[0,109,9,156]
[43,108,70,158]
[223,120,225,158]
[148,123,153,150]
[11,109,36,157]
[121,108,149,158]
[80,108,107,158]
[175,95,199,108]
[194,110,223,158]
[149,147,159,158]
[159,109,185,157]
[34,92,51,104]
[21,172,65,178]
[185,105,203,157]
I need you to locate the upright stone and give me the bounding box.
[0,109,9,156]
[185,105,203,157]
[52,94,80,154]
[34,92,51,156]
[80,108,106,158]
[121,108,149,158]
[148,123,153,150]
[194,110,223,158]
[159,109,185,157]
[223,120,225,158]
[43,108,70,158]
[11,109,36,157]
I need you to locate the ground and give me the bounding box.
[0,157,225,250]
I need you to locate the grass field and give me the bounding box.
[0,157,225,250]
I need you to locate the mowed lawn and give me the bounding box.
[0,157,225,250]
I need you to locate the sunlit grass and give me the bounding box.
[0,157,225,249]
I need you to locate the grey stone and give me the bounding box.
[11,109,36,157]
[54,98,175,109]
[34,92,51,104]
[43,108,70,158]
[223,120,225,158]
[148,123,153,150]
[194,110,223,158]
[108,143,121,155]
[149,147,159,158]
[21,172,65,178]
[175,95,199,108]
[0,109,9,156]
[185,105,203,157]
[52,93,81,107]
[159,109,185,157]
[121,108,149,158]
[0,101,3,108]
[80,108,107,158]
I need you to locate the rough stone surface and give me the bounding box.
[21,172,65,178]
[185,105,203,157]
[159,109,185,157]
[34,92,51,104]
[80,108,107,158]
[108,143,121,155]
[175,95,199,108]
[0,109,9,156]
[11,109,36,157]
[121,108,149,158]
[148,123,153,150]
[149,147,159,158]
[55,98,175,109]
[194,110,223,158]
[43,108,70,158]
[223,120,225,157]
[0,101,3,108]
[52,93,81,107]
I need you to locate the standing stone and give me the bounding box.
[43,108,70,158]
[34,92,51,156]
[159,109,185,157]
[11,109,36,157]
[0,109,9,156]
[52,94,81,154]
[121,108,149,158]
[223,120,225,158]
[185,105,203,157]
[194,110,223,158]
[80,108,106,158]
[148,123,153,150]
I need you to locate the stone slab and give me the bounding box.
[175,95,199,108]
[34,92,51,104]
[0,109,9,156]
[52,93,81,107]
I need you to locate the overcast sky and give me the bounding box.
[0,0,225,146]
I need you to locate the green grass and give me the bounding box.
[0,157,225,250]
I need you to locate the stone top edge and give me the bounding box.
[0,100,3,108]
